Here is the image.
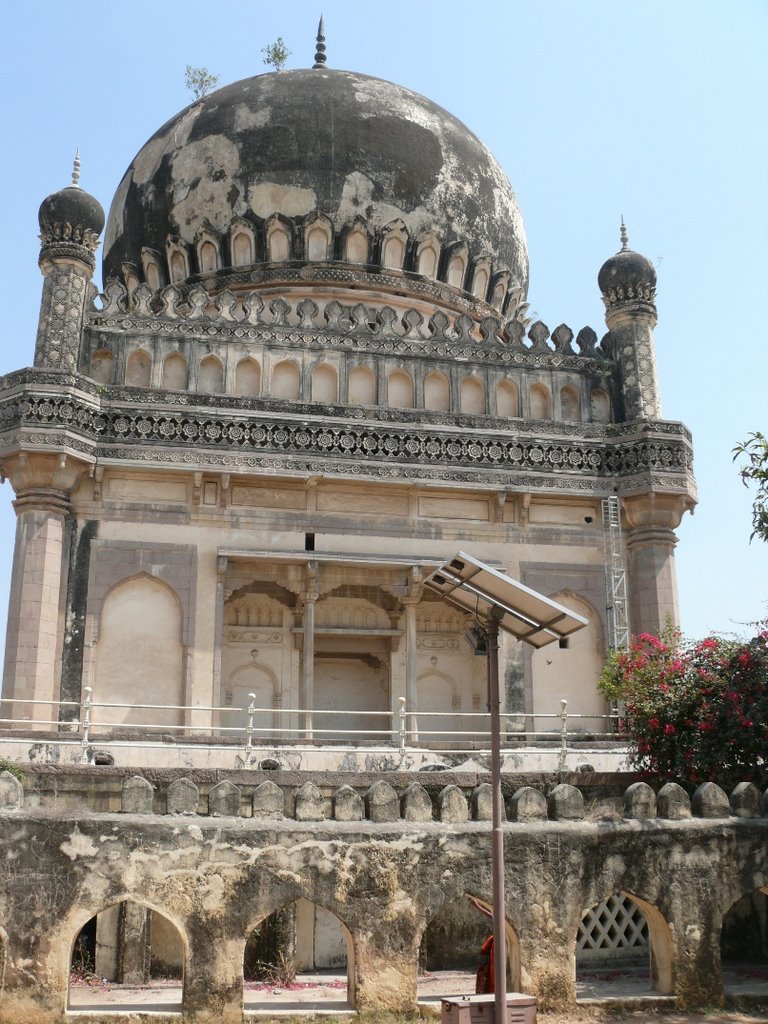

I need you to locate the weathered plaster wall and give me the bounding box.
[0,783,765,1020]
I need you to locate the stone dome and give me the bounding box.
[39,184,105,267]
[103,68,528,307]
[598,237,656,304]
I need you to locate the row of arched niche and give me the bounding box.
[130,214,518,313]
[91,348,613,423]
[61,886,767,1012]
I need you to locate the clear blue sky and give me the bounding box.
[0,0,766,650]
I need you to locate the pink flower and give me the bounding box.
[663,723,676,735]
[649,717,660,730]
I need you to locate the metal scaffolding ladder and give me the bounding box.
[602,495,630,653]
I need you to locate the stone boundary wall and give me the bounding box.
[0,795,765,1020]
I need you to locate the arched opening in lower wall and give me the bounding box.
[243,899,354,1012]
[721,887,768,997]
[576,891,672,999]
[68,900,185,1013]
[416,894,520,1006]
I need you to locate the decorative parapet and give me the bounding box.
[89,282,604,373]
[0,369,696,497]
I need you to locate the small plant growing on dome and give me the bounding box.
[262,38,291,71]
[184,65,220,100]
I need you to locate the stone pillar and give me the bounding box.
[184,932,243,1022]
[300,561,318,740]
[623,494,691,634]
[118,903,151,985]
[353,929,418,1012]
[403,598,418,743]
[1,454,89,726]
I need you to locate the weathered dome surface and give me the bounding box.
[103,68,528,296]
[39,185,105,240]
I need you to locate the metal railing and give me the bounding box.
[0,693,625,768]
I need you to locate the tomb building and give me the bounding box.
[0,49,696,755]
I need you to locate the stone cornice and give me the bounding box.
[0,371,696,500]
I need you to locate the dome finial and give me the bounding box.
[620,215,629,252]
[72,149,81,188]
[312,15,327,68]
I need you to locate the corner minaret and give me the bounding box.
[35,153,105,371]
[598,221,660,421]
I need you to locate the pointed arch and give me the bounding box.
[560,384,581,422]
[198,354,224,394]
[304,214,333,262]
[235,357,261,398]
[590,388,611,423]
[90,349,114,385]
[166,238,190,284]
[445,244,468,290]
[311,363,338,403]
[162,352,188,391]
[381,220,408,270]
[272,359,301,401]
[387,369,413,409]
[126,348,152,388]
[496,378,519,417]
[229,218,256,267]
[416,235,440,279]
[344,220,370,264]
[92,573,184,728]
[348,365,376,406]
[424,370,450,412]
[195,229,221,274]
[140,248,165,291]
[529,382,551,419]
[266,215,292,262]
[460,375,485,415]
[471,258,492,301]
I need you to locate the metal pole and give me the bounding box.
[557,698,568,774]
[487,605,507,1023]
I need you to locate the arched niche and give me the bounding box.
[272,359,301,401]
[417,669,459,744]
[69,899,185,1012]
[162,352,188,391]
[529,382,551,419]
[560,384,581,422]
[266,218,292,262]
[243,900,354,1012]
[496,379,519,418]
[416,236,440,279]
[90,349,113,385]
[721,886,768,994]
[141,248,164,291]
[305,215,332,262]
[590,387,611,423]
[490,272,509,312]
[471,260,491,301]
[235,357,261,398]
[446,246,467,290]
[348,365,376,406]
[230,221,255,267]
[576,891,672,996]
[530,593,605,733]
[387,369,414,409]
[381,221,408,270]
[418,894,520,1000]
[224,662,277,741]
[424,371,450,412]
[460,376,485,415]
[92,574,184,728]
[311,363,338,404]
[197,232,220,274]
[344,223,369,264]
[198,354,224,394]
[166,242,189,284]
[125,348,152,388]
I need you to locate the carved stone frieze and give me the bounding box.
[0,376,696,499]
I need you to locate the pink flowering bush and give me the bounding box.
[598,624,768,792]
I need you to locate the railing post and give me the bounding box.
[243,692,256,767]
[557,698,568,773]
[398,696,407,765]
[79,686,92,765]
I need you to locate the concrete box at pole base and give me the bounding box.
[441,993,537,1024]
